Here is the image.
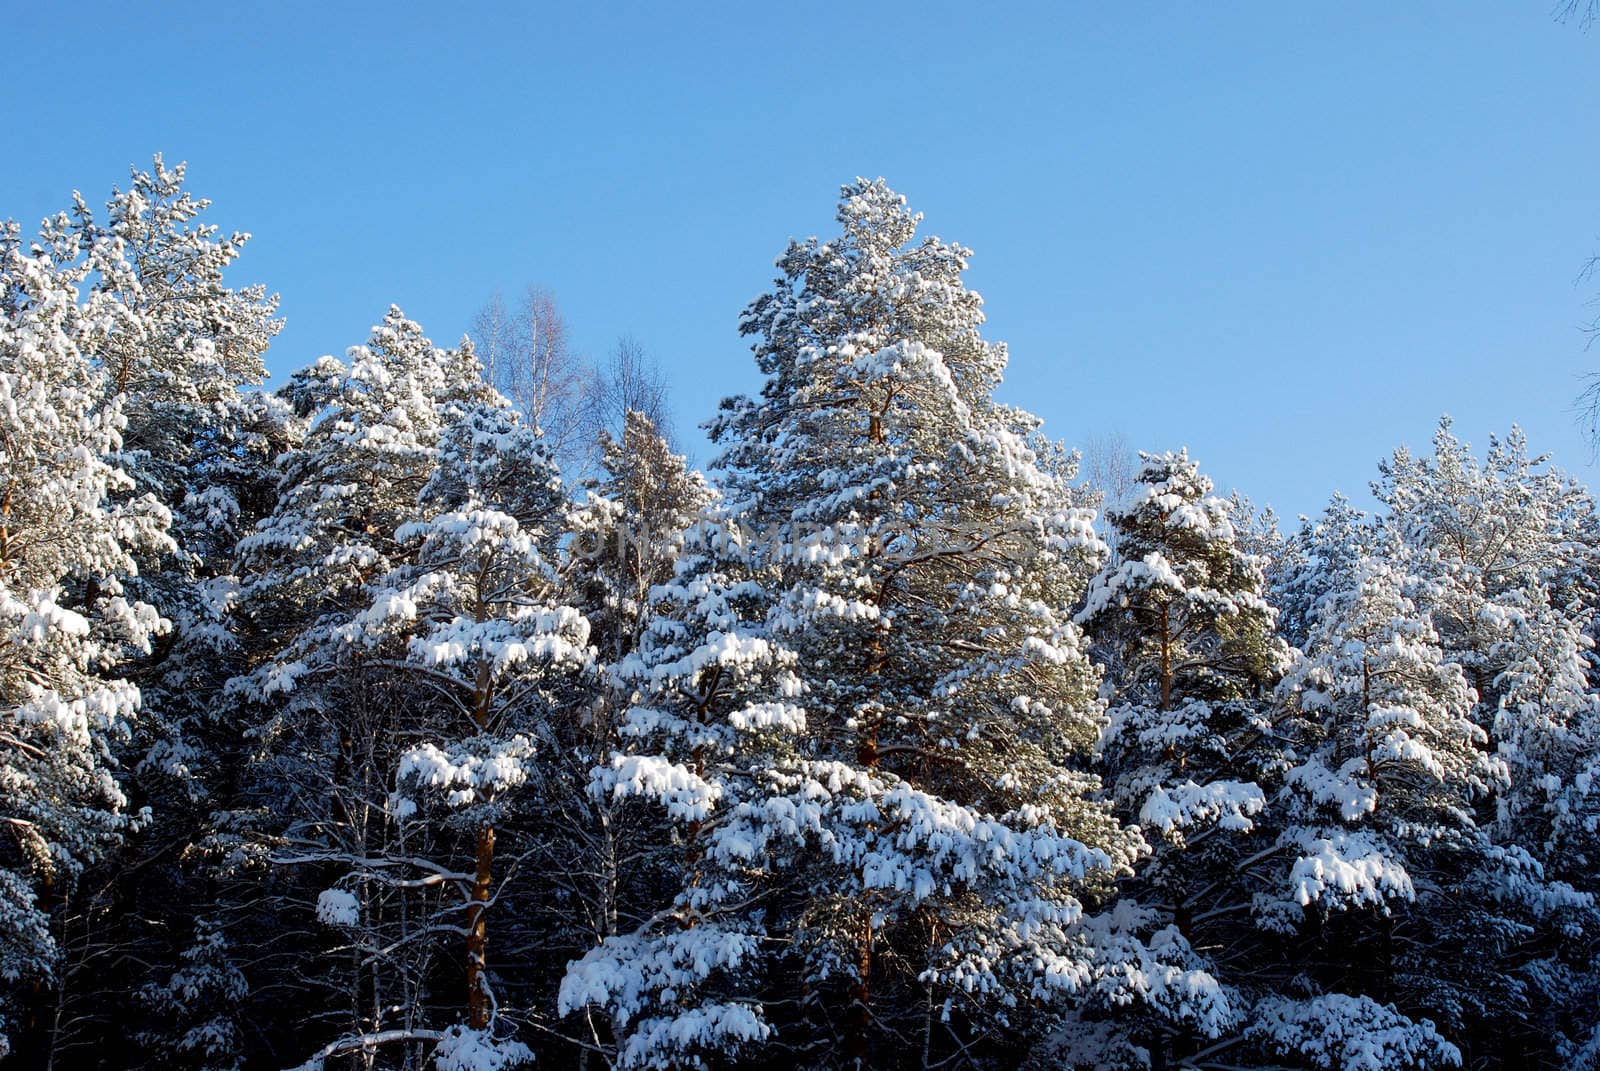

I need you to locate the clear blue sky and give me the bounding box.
[4,2,1598,520]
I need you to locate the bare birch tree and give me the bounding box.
[471,287,588,465]
[577,334,676,459]
[1079,429,1139,556]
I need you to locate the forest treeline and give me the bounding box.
[4,161,1600,1070]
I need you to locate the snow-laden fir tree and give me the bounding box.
[561,179,1145,1069]
[557,504,794,1068]
[0,211,171,1059]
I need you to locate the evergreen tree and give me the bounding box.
[1376,419,1600,725]
[1069,450,1288,1065]
[562,179,1142,1069]
[537,408,713,1045]
[307,398,588,1065]
[136,918,249,1071]
[1273,492,1373,653]
[1077,450,1285,869]
[567,409,713,664]
[8,159,1600,1071]
[1372,421,1600,1060]
[0,210,171,1059]
[1260,537,1505,1064]
[224,309,501,1067]
[58,158,286,1068]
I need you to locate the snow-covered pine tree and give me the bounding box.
[562,179,1143,1069]
[1262,533,1491,1055]
[1489,588,1600,887]
[1080,450,1283,724]
[1069,449,1288,1063]
[525,408,715,1045]
[557,502,789,1069]
[225,308,504,1067]
[0,210,171,1060]
[1376,419,1600,727]
[236,307,488,631]
[308,396,592,1066]
[1373,421,1600,860]
[1474,576,1600,1062]
[74,156,282,566]
[1076,451,1284,869]
[135,918,249,1071]
[1372,420,1600,1059]
[1226,491,1287,583]
[1272,492,1373,653]
[44,156,286,821]
[50,159,287,1067]
[567,409,712,665]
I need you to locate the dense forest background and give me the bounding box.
[6,162,1600,1070]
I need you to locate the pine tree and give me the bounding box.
[562,179,1141,1069]
[539,408,713,1036]
[1372,421,1600,1058]
[1273,492,1373,653]
[52,159,287,1066]
[1376,419,1600,726]
[1077,451,1285,867]
[51,156,284,819]
[330,397,590,1061]
[567,409,712,664]
[1069,450,1288,1064]
[1274,544,1487,926]
[1259,536,1500,1063]
[0,211,171,1059]
[225,309,504,1066]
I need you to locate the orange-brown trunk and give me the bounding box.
[466,661,496,1029]
[466,824,495,1030]
[848,918,875,1062]
[1159,603,1172,713]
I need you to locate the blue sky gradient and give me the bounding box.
[4,2,1598,519]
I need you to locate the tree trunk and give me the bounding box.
[1158,603,1172,713]
[848,917,874,1065]
[466,824,495,1030]
[466,660,497,1030]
